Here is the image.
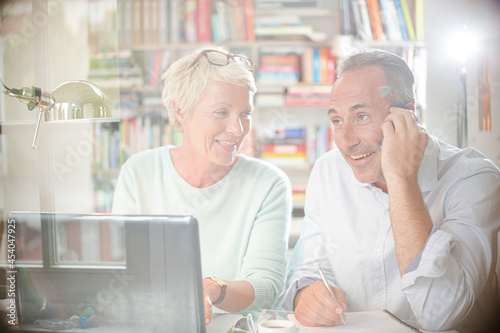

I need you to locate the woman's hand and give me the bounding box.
[202,277,222,325]
[202,278,255,325]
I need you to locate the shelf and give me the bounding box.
[352,40,425,48]
[254,8,336,17]
[118,39,337,51]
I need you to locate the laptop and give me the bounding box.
[6,212,206,332]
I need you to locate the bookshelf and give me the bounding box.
[86,0,426,231]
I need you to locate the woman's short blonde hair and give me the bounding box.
[161,45,257,131]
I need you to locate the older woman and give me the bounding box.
[112,46,292,324]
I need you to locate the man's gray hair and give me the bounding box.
[336,49,416,106]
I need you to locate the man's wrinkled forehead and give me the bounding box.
[329,83,391,104]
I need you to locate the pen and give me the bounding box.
[317,266,346,325]
[383,309,423,333]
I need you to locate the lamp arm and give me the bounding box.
[5,86,52,110]
[32,108,45,149]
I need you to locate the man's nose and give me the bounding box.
[338,122,360,149]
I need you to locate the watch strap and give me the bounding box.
[210,276,227,305]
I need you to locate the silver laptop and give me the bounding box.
[7,212,206,332]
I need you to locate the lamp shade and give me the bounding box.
[46,80,111,121]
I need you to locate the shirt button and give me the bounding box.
[376,248,381,254]
[378,284,383,289]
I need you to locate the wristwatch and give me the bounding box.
[210,276,227,305]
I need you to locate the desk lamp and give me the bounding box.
[1,77,111,149]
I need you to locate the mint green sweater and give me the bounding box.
[112,146,292,311]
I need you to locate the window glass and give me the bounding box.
[55,217,125,265]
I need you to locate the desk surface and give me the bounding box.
[289,312,459,333]
[16,312,459,333]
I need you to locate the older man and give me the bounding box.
[284,50,500,332]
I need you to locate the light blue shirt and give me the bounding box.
[284,135,500,331]
[112,146,293,312]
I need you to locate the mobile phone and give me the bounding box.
[380,103,410,150]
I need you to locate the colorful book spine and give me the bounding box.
[379,0,402,41]
[158,0,169,44]
[184,0,198,43]
[313,47,321,83]
[414,0,424,41]
[170,0,181,43]
[132,0,143,44]
[399,0,415,40]
[197,0,212,42]
[393,0,409,40]
[366,0,386,41]
[244,0,255,41]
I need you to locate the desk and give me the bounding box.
[289,311,459,333]
[16,312,460,333]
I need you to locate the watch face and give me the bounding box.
[210,277,227,305]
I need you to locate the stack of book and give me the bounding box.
[260,127,308,168]
[255,86,286,107]
[285,84,332,106]
[145,50,171,87]
[291,182,307,206]
[308,123,334,162]
[93,124,122,171]
[117,0,256,45]
[345,0,423,42]
[119,117,181,165]
[254,0,318,10]
[257,47,301,85]
[300,47,336,84]
[88,50,143,88]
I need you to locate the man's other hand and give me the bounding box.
[293,281,347,327]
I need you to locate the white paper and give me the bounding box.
[288,311,459,333]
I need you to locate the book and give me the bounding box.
[366,0,386,41]
[184,0,198,43]
[244,0,255,41]
[158,0,169,44]
[312,47,321,84]
[351,0,372,41]
[254,0,318,9]
[262,143,307,154]
[132,0,143,44]
[255,93,285,107]
[341,0,352,35]
[415,0,424,41]
[358,0,374,40]
[399,0,416,40]
[258,51,301,85]
[197,0,212,42]
[215,0,230,41]
[120,0,134,45]
[170,0,182,43]
[393,0,409,40]
[300,47,314,83]
[142,0,159,45]
[379,0,403,41]
[234,0,247,41]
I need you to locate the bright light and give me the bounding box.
[448,25,478,64]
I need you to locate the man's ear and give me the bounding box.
[406,102,416,112]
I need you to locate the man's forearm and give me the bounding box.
[388,177,433,275]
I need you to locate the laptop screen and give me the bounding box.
[6,212,206,332]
